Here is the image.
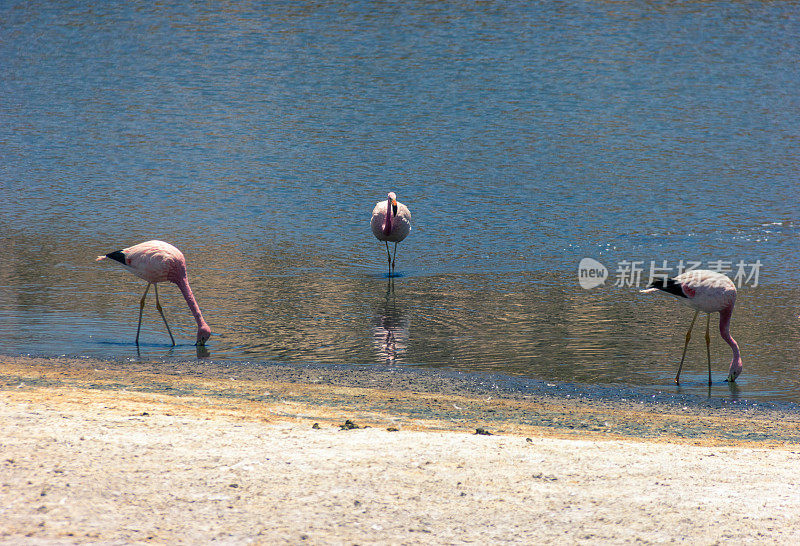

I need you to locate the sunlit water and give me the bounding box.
[2,2,799,403]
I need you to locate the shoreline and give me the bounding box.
[3,355,800,543]
[3,355,800,446]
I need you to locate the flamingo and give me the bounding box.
[96,240,211,346]
[641,269,742,385]
[371,191,411,275]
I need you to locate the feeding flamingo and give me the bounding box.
[96,240,211,346]
[371,191,411,275]
[641,269,742,385]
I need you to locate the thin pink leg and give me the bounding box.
[154,284,175,346]
[675,309,699,384]
[705,313,712,385]
[135,283,151,345]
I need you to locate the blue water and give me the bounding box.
[1,1,799,402]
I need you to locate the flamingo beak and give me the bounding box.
[196,329,211,346]
[391,198,397,216]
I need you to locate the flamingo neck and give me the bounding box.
[382,198,394,236]
[173,275,209,333]
[719,306,742,379]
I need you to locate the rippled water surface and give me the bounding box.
[2,1,799,402]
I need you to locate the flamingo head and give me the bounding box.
[196,323,212,346]
[387,192,398,215]
[726,357,743,382]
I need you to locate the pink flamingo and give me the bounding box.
[371,191,411,275]
[96,240,211,346]
[641,269,742,385]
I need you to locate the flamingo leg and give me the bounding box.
[705,313,712,385]
[392,242,398,273]
[675,309,699,384]
[154,284,176,346]
[135,283,152,345]
[384,241,391,275]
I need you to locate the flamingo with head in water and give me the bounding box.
[371,191,411,275]
[641,269,742,385]
[96,240,211,346]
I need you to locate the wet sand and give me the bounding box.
[2,355,800,544]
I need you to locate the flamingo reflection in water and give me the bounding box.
[372,279,409,364]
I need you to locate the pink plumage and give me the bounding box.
[642,269,742,384]
[96,240,211,346]
[371,191,411,275]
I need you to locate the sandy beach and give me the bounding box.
[2,356,800,544]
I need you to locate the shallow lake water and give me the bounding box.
[1,1,799,403]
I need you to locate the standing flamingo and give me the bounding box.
[96,240,211,346]
[641,269,742,385]
[371,191,411,275]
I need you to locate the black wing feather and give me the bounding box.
[647,277,687,298]
[105,250,126,265]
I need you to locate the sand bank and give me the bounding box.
[2,356,800,544]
